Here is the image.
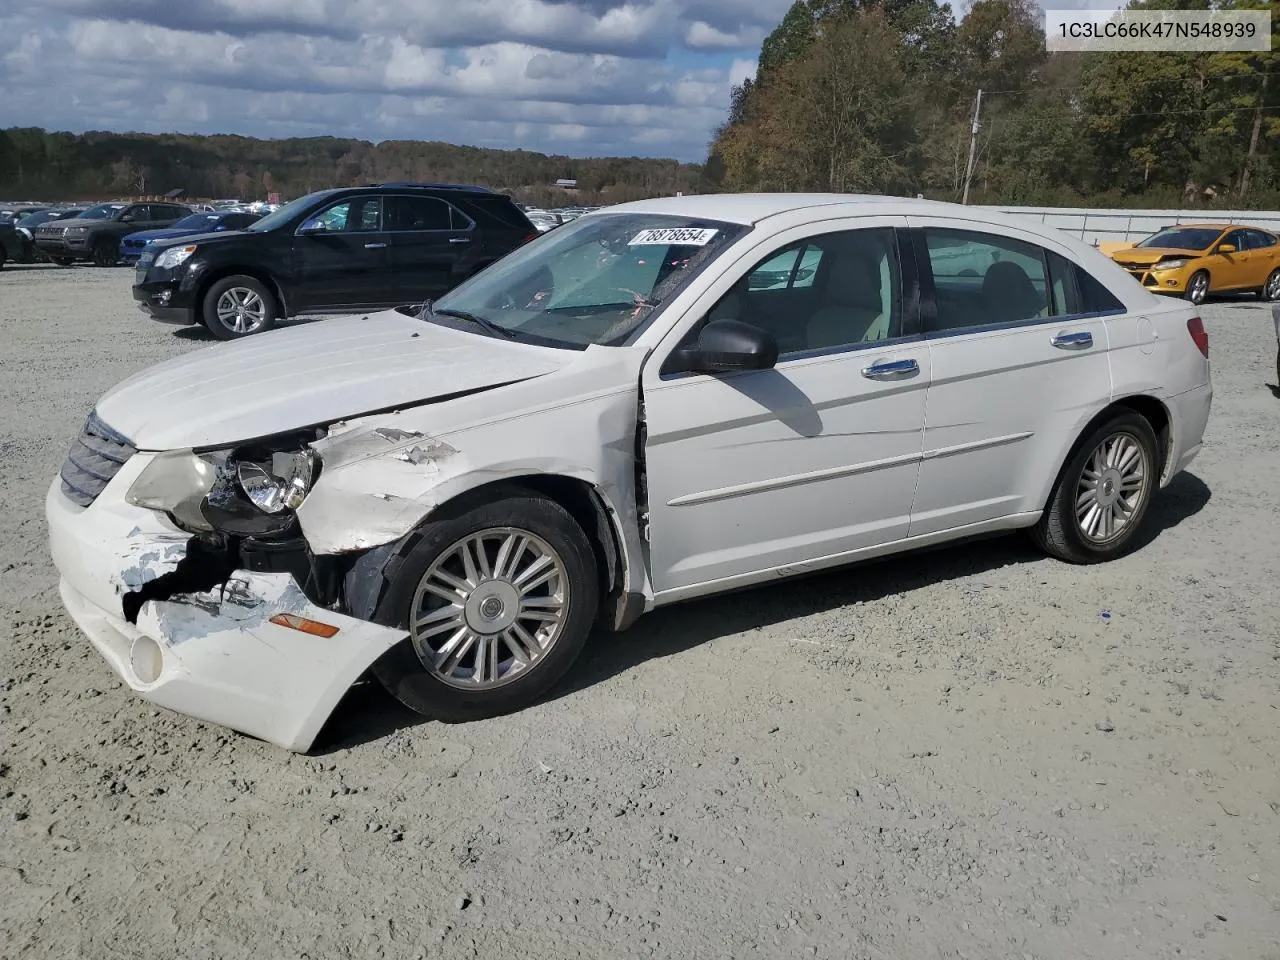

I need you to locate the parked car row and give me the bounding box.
[131,181,539,338]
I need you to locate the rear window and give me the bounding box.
[453,194,535,232]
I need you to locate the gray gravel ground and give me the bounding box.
[2,263,1279,960]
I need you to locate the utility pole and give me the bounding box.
[1239,71,1268,201]
[961,88,983,205]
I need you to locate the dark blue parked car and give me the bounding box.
[120,211,262,263]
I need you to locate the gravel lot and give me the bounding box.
[2,262,1278,960]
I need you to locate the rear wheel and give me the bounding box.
[1184,270,1209,305]
[92,237,119,267]
[1262,269,1280,301]
[201,275,278,339]
[371,488,599,723]
[1033,411,1159,564]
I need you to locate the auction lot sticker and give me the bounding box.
[1046,9,1271,51]
[629,227,719,246]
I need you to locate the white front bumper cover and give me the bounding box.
[46,468,408,753]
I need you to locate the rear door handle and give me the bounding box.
[861,358,919,380]
[364,242,388,249]
[449,237,472,244]
[1051,331,1093,350]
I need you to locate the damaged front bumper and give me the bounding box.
[45,463,408,752]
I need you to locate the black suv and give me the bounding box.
[34,202,193,267]
[133,183,539,339]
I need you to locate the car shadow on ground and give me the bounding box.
[312,470,1212,754]
[170,315,327,342]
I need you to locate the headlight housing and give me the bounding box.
[126,434,320,536]
[1152,259,1189,271]
[66,226,88,236]
[154,244,197,269]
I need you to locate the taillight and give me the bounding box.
[521,232,538,244]
[1187,316,1209,358]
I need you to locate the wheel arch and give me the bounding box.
[1036,394,1173,514]
[340,473,645,636]
[195,266,289,318]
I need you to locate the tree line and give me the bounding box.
[708,0,1280,208]
[0,128,704,207]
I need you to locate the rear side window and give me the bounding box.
[1075,266,1126,314]
[921,228,1051,331]
[1247,229,1276,249]
[1047,251,1082,315]
[387,196,452,231]
[454,195,534,232]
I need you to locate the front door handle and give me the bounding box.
[449,237,472,244]
[1051,331,1093,350]
[861,358,919,380]
[364,241,388,249]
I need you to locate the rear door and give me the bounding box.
[386,195,477,303]
[292,195,394,311]
[906,219,1118,537]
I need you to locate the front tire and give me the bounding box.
[371,488,599,723]
[201,275,278,339]
[1033,411,1159,564]
[1262,268,1280,302]
[92,237,118,267]
[1184,270,1209,305]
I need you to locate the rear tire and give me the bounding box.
[201,275,278,339]
[1033,411,1159,564]
[370,488,599,723]
[92,237,118,267]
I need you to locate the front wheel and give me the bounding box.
[1184,270,1209,305]
[92,237,118,267]
[371,488,599,723]
[1033,411,1159,564]
[201,275,278,339]
[1262,268,1280,302]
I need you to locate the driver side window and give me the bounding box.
[701,228,901,357]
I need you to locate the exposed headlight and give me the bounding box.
[236,450,315,514]
[1152,259,1189,271]
[126,449,227,532]
[65,226,88,236]
[154,244,197,269]
[126,438,317,535]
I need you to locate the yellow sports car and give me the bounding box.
[1106,223,1280,305]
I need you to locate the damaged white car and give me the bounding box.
[47,194,1213,752]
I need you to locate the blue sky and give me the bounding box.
[0,0,1109,161]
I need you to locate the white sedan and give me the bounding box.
[47,194,1213,751]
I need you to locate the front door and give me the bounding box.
[292,195,393,311]
[386,195,477,304]
[905,219,1117,537]
[642,218,930,599]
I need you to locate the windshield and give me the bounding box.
[247,192,328,232]
[1136,228,1222,251]
[173,213,224,230]
[78,204,125,220]
[430,213,748,348]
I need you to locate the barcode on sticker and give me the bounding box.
[629,227,719,246]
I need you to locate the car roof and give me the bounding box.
[601,193,922,225]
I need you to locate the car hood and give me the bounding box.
[124,227,208,245]
[1109,247,1204,264]
[95,310,572,450]
[147,229,248,250]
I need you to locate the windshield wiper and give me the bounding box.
[431,306,518,340]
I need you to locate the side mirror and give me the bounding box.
[298,218,325,234]
[120,214,135,222]
[1216,243,1236,254]
[666,319,779,375]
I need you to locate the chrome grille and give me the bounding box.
[60,412,137,507]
